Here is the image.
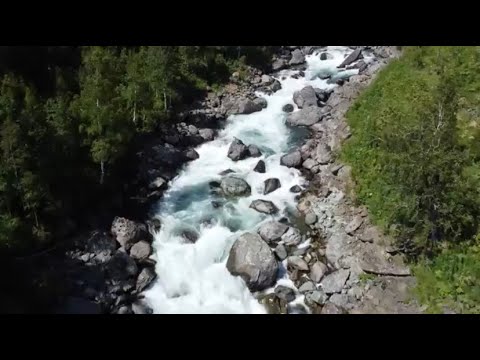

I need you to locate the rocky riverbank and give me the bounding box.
[53,46,422,314]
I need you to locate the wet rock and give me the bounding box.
[320,269,350,294]
[264,178,281,195]
[181,229,199,243]
[280,150,302,168]
[136,267,157,293]
[286,106,325,127]
[275,285,296,302]
[293,86,318,108]
[132,301,153,314]
[185,148,200,160]
[221,177,251,196]
[211,201,222,208]
[288,256,309,271]
[250,200,279,215]
[320,52,328,60]
[258,220,289,243]
[209,181,221,189]
[226,232,279,291]
[289,185,302,193]
[259,293,287,314]
[148,177,167,190]
[345,216,363,235]
[219,169,235,176]
[253,97,268,109]
[129,241,152,261]
[310,261,328,283]
[338,48,362,68]
[274,244,288,260]
[271,80,282,92]
[227,138,250,161]
[282,104,294,113]
[116,306,133,315]
[253,160,266,173]
[248,144,262,157]
[305,212,317,225]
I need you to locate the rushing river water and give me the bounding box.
[144,46,361,314]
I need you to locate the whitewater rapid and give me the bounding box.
[144,46,363,314]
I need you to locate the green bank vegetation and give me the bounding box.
[342,46,480,313]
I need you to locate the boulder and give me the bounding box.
[132,301,153,314]
[298,281,316,293]
[129,241,152,261]
[253,160,266,173]
[314,88,330,103]
[227,138,250,161]
[320,269,350,294]
[148,177,167,190]
[258,220,289,243]
[250,200,279,215]
[259,293,287,314]
[274,285,296,302]
[337,48,362,68]
[220,177,251,196]
[272,59,287,71]
[282,104,294,113]
[185,148,199,160]
[289,185,302,193]
[293,86,318,108]
[199,128,215,141]
[302,158,317,170]
[111,217,151,251]
[304,212,317,225]
[181,229,199,243]
[288,256,309,271]
[345,216,363,235]
[315,143,333,164]
[136,267,157,293]
[289,49,305,65]
[106,251,139,281]
[320,52,328,60]
[306,290,328,306]
[282,227,303,246]
[261,74,273,84]
[274,244,288,260]
[286,106,325,127]
[248,144,262,158]
[271,80,282,92]
[263,178,281,195]
[280,150,302,168]
[226,232,278,291]
[310,261,328,283]
[253,97,268,109]
[219,169,235,176]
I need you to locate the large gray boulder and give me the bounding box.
[237,99,262,114]
[129,240,152,261]
[272,59,287,71]
[264,178,281,195]
[111,217,151,251]
[199,128,215,141]
[280,150,302,168]
[310,261,328,283]
[320,269,350,294]
[286,106,325,127]
[106,250,139,281]
[220,177,251,196]
[227,138,250,161]
[248,144,262,158]
[337,48,362,68]
[253,160,266,173]
[293,86,318,108]
[289,49,305,66]
[226,233,278,291]
[258,220,289,243]
[315,143,333,164]
[250,200,279,214]
[282,227,303,246]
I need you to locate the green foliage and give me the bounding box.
[342,46,480,311]
[414,241,480,313]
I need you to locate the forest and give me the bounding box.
[0,46,278,257]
